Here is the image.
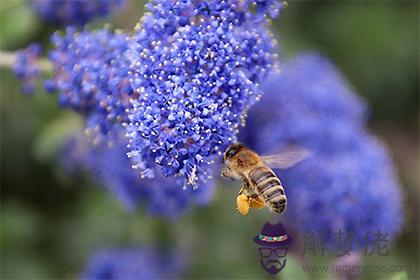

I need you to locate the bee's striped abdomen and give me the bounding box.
[249,166,287,214]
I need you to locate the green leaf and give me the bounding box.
[32,113,83,162]
[0,0,40,49]
[390,271,409,280]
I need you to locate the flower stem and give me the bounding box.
[0,51,15,68]
[0,50,53,72]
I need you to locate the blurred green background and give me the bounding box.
[0,0,418,279]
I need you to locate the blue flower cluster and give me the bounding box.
[13,43,42,94]
[81,247,184,280]
[283,134,403,247]
[240,53,367,154]
[126,0,283,188]
[31,0,126,26]
[61,130,214,219]
[240,53,403,247]
[46,27,133,144]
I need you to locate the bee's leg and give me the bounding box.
[236,183,251,215]
[237,184,247,195]
[236,193,250,215]
[249,195,265,209]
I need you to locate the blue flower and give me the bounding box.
[125,0,282,189]
[60,130,215,220]
[239,53,367,154]
[283,133,403,248]
[31,0,126,26]
[13,43,42,94]
[47,27,133,144]
[240,53,403,248]
[81,247,184,280]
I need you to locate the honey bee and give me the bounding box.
[221,143,311,215]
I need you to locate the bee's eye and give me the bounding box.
[225,146,239,159]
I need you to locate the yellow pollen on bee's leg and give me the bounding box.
[236,194,250,215]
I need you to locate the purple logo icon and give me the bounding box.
[253,222,293,275]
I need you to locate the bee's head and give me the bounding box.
[223,143,245,162]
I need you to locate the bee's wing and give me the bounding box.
[260,147,312,169]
